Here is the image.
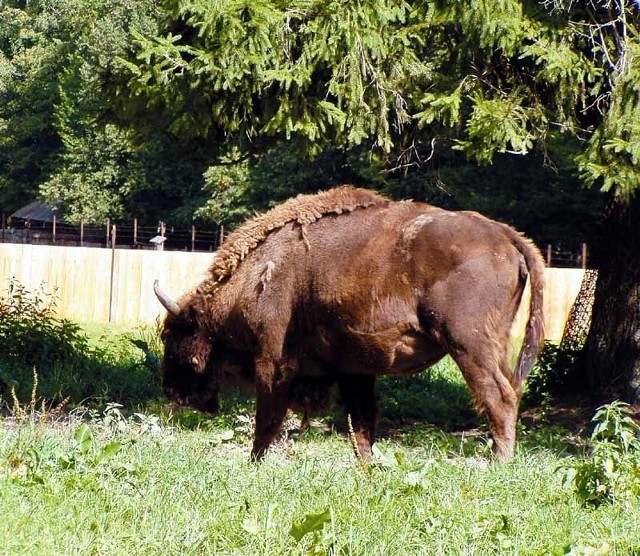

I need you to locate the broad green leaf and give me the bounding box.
[74,424,93,455]
[95,441,123,464]
[288,508,331,542]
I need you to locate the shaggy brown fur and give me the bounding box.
[201,186,388,291]
[156,186,545,463]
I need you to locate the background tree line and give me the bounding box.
[1,0,639,403]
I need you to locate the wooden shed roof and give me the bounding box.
[11,201,58,223]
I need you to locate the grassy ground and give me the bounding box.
[1,325,639,555]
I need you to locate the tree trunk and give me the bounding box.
[581,195,640,404]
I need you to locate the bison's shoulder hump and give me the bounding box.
[207,185,388,285]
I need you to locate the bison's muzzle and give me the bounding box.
[162,384,220,415]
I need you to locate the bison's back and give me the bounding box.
[221,202,528,376]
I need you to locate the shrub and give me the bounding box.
[563,400,640,506]
[0,280,162,407]
[523,340,582,407]
[0,279,88,367]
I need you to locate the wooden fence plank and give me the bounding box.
[0,244,586,339]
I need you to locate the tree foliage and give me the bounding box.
[579,38,640,201]
[2,0,636,231]
[0,0,207,224]
[117,1,615,165]
[114,0,426,157]
[102,0,629,237]
[0,0,84,209]
[196,143,383,227]
[2,0,625,233]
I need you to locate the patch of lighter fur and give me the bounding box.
[260,260,276,291]
[471,310,513,415]
[201,186,388,293]
[476,211,546,361]
[402,214,434,242]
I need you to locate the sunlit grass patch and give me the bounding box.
[2,411,640,555]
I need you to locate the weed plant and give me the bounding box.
[562,400,640,507]
[0,279,87,368]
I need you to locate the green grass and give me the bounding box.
[1,326,640,555]
[2,413,639,555]
[0,321,162,409]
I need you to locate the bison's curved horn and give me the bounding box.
[154,280,180,316]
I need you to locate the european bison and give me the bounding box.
[154,186,544,461]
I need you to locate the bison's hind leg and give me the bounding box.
[452,345,519,461]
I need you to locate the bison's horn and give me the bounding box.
[154,280,180,316]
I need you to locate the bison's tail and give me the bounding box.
[509,230,546,391]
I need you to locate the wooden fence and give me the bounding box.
[511,267,585,342]
[0,244,212,325]
[0,243,586,340]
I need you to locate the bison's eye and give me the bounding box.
[189,354,209,374]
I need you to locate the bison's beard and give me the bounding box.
[163,383,220,415]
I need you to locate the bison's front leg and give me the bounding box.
[338,374,377,461]
[251,359,291,461]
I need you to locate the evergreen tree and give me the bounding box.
[112,0,640,402]
[568,2,640,402]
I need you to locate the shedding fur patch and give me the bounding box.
[260,260,276,290]
[202,186,388,291]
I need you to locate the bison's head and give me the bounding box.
[154,281,220,414]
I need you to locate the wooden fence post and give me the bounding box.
[105,218,110,248]
[52,215,56,244]
[108,224,117,323]
[80,221,84,247]
[133,218,138,247]
[582,243,588,269]
[159,221,166,252]
[546,245,552,266]
[191,225,196,252]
